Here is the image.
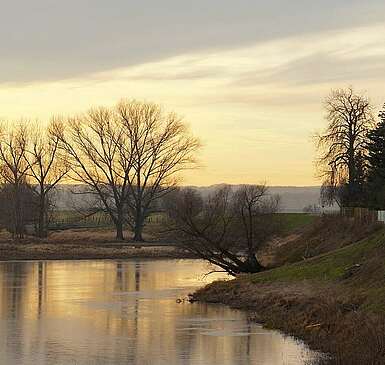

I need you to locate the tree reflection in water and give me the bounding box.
[0,259,318,365]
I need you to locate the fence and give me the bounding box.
[378,210,385,223]
[49,211,113,229]
[49,210,167,230]
[340,207,385,224]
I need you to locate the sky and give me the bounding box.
[1,1,385,186]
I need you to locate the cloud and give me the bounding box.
[2,21,385,185]
[1,1,385,83]
[3,22,385,114]
[110,23,385,86]
[232,26,385,88]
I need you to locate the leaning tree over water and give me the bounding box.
[164,184,281,275]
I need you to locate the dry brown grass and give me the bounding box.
[0,240,192,260]
[192,217,385,365]
[192,224,385,364]
[193,279,385,365]
[0,226,174,245]
[0,227,190,261]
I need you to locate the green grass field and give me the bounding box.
[50,210,113,228]
[277,213,317,234]
[50,210,315,230]
[50,210,166,229]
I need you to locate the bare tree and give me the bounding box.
[23,122,69,237]
[0,123,31,237]
[117,100,200,241]
[52,108,133,240]
[164,185,280,275]
[232,185,280,271]
[320,181,345,209]
[0,183,38,235]
[316,87,375,207]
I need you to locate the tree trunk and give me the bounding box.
[243,253,264,273]
[115,206,125,241]
[133,211,144,241]
[15,187,23,239]
[133,205,145,242]
[133,223,144,242]
[37,194,48,238]
[115,220,124,241]
[347,142,358,207]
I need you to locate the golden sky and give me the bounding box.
[1,16,385,185]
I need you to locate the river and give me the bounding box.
[0,259,318,364]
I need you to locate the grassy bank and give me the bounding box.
[193,220,385,364]
[277,212,317,234]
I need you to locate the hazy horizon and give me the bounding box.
[54,182,321,188]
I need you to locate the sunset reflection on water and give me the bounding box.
[0,259,317,365]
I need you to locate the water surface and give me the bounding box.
[0,259,317,364]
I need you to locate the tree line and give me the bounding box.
[316,87,385,210]
[4,87,381,276]
[0,97,281,276]
[0,100,200,240]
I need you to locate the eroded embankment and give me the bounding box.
[193,229,385,365]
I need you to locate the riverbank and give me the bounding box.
[0,242,194,261]
[0,213,317,262]
[192,228,385,365]
[0,228,194,261]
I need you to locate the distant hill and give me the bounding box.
[268,186,323,213]
[187,185,327,213]
[52,184,333,213]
